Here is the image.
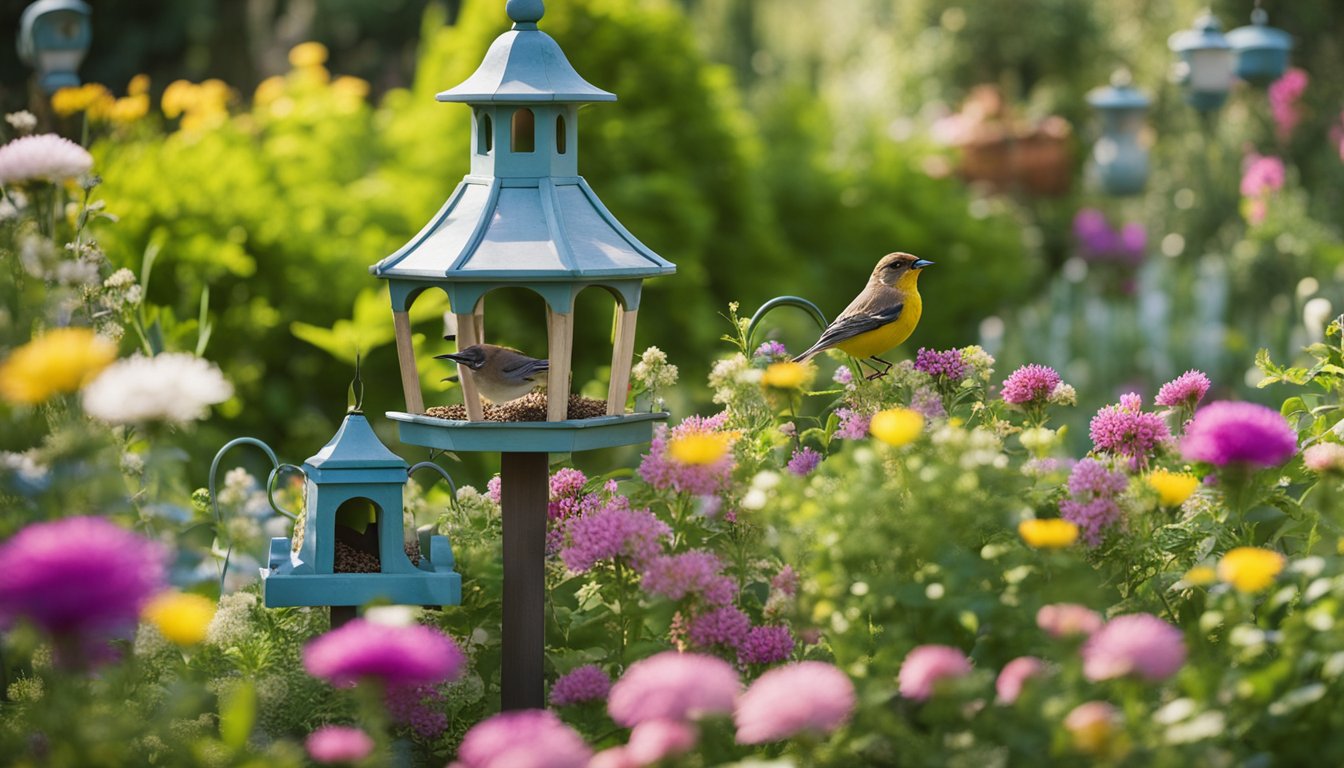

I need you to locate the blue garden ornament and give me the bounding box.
[16,0,92,93]
[1169,11,1235,113]
[1087,70,1150,197]
[1227,7,1292,87]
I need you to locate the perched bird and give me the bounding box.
[436,343,550,403]
[793,252,934,379]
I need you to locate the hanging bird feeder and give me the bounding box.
[1086,70,1151,197]
[17,0,92,94]
[1227,7,1292,87]
[1169,11,1235,113]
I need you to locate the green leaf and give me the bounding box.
[219,679,256,752]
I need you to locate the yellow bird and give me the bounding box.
[793,252,934,379]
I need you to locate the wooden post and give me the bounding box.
[330,605,357,629]
[499,451,547,710]
[454,311,485,421]
[392,311,424,414]
[606,308,639,416]
[546,309,573,421]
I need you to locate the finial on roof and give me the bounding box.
[507,0,544,26]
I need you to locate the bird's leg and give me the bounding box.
[862,356,893,380]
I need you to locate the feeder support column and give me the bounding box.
[499,451,548,710]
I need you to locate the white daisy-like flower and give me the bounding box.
[0,134,94,186]
[82,352,233,424]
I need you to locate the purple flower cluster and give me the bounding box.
[771,565,798,596]
[641,550,736,606]
[738,625,795,665]
[832,365,854,386]
[385,683,449,739]
[550,664,612,706]
[639,413,736,496]
[754,340,789,360]
[1081,613,1187,682]
[1000,364,1062,405]
[559,498,671,573]
[1268,67,1308,142]
[1072,208,1145,265]
[1181,401,1297,467]
[687,605,751,650]
[1154,370,1211,409]
[786,446,822,476]
[909,386,945,419]
[1059,459,1128,546]
[1089,392,1171,468]
[303,620,465,689]
[914,347,968,381]
[833,408,870,440]
[0,516,167,638]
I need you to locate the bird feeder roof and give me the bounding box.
[1227,9,1292,53]
[1169,12,1231,53]
[1087,80,1149,111]
[304,413,407,473]
[436,0,615,104]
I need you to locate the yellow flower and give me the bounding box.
[760,361,811,390]
[668,432,734,466]
[331,76,370,101]
[0,328,116,405]
[288,41,329,69]
[1018,518,1079,549]
[1183,565,1217,586]
[50,83,111,116]
[1217,547,1285,593]
[108,94,149,125]
[127,74,151,97]
[1147,469,1199,507]
[254,75,287,107]
[143,592,216,646]
[161,80,198,119]
[870,408,924,446]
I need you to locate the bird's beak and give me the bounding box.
[912,259,934,270]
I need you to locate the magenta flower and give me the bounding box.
[627,719,699,764]
[738,624,795,665]
[306,726,374,765]
[559,499,670,573]
[550,664,612,707]
[898,644,972,701]
[0,516,166,637]
[771,565,798,597]
[1037,603,1104,638]
[1155,370,1211,409]
[734,661,856,744]
[687,605,751,650]
[608,652,739,727]
[1088,393,1171,468]
[1073,209,1145,265]
[1268,67,1308,141]
[909,386,946,419]
[1000,364,1062,405]
[486,475,502,503]
[786,446,822,476]
[833,407,870,440]
[451,710,592,768]
[995,657,1046,704]
[832,366,854,386]
[1180,401,1297,467]
[303,620,465,689]
[1059,459,1128,546]
[1241,153,1286,225]
[914,348,968,381]
[1082,613,1187,682]
[638,413,736,496]
[641,550,736,606]
[385,684,448,739]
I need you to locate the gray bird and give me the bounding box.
[436,343,550,404]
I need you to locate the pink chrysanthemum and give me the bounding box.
[0,516,167,637]
[1037,603,1104,638]
[559,499,670,573]
[687,605,750,650]
[1180,401,1297,467]
[995,656,1046,704]
[1154,370,1211,409]
[914,348,968,381]
[1088,393,1171,468]
[735,661,856,744]
[771,565,798,596]
[486,475,502,503]
[1000,364,1062,405]
[638,413,736,496]
[641,550,736,606]
[607,651,740,727]
[305,726,374,765]
[627,719,698,764]
[737,624,795,665]
[1082,613,1187,682]
[897,644,972,701]
[451,710,592,768]
[786,446,822,476]
[833,408,870,440]
[0,133,93,185]
[550,664,612,707]
[303,620,465,689]
[1059,459,1128,546]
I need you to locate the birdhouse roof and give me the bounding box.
[304,413,407,473]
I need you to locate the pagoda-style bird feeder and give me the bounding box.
[259,411,462,615]
[370,0,675,710]
[1087,70,1150,197]
[1227,7,1292,87]
[1169,11,1235,113]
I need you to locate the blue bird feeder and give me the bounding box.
[1087,70,1150,196]
[1169,11,1235,113]
[16,0,92,94]
[1227,8,1292,87]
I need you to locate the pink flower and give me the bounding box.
[995,657,1046,704]
[607,652,739,727]
[771,565,798,596]
[786,446,822,476]
[305,726,374,765]
[1082,613,1187,682]
[1059,459,1129,546]
[1181,401,1297,467]
[1154,370,1211,409]
[641,550,736,606]
[909,386,945,419]
[1304,442,1344,473]
[303,620,465,689]
[0,133,93,185]
[638,413,736,496]
[1088,393,1171,468]
[550,664,612,706]
[833,407,870,440]
[832,366,854,386]
[486,475,502,503]
[452,710,591,768]
[897,644,972,701]
[914,348,969,381]
[559,499,670,573]
[1241,154,1286,198]
[1000,364,1062,405]
[1036,603,1104,638]
[687,605,750,650]
[627,719,698,764]
[1268,68,1308,141]
[737,624,795,665]
[385,684,448,738]
[0,516,166,638]
[734,661,856,744]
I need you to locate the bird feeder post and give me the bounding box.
[498,450,548,709]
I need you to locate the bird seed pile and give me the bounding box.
[424,392,609,421]
[333,539,422,573]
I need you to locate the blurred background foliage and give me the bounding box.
[4,0,1344,478]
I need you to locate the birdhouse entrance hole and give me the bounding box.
[333,497,386,573]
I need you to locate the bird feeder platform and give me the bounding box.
[387,409,667,454]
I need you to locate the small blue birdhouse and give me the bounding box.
[372,0,673,452]
[1168,12,1235,113]
[16,0,92,94]
[1087,71,1150,197]
[261,412,461,608]
[1227,8,1292,87]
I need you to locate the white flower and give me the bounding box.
[0,134,93,186]
[82,353,233,424]
[5,111,38,134]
